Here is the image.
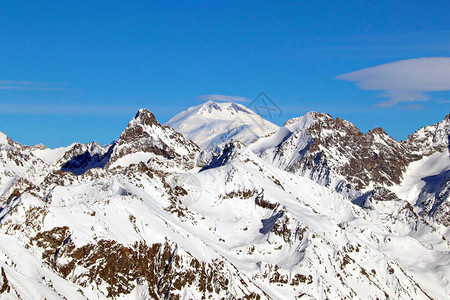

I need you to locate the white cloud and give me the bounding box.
[336,57,450,107]
[0,80,70,91]
[198,94,249,103]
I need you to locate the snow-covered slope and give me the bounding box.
[0,110,449,299]
[390,149,450,226]
[165,101,279,150]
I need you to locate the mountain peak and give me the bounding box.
[196,101,251,116]
[133,108,158,126]
[198,100,222,114]
[283,111,332,131]
[165,101,279,149]
[284,111,332,124]
[108,108,200,169]
[119,109,163,145]
[370,127,388,135]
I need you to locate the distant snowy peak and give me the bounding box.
[165,101,279,150]
[198,100,253,116]
[170,101,253,123]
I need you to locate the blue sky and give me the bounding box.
[0,1,449,147]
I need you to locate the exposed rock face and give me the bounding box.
[32,229,262,299]
[404,114,450,155]
[352,186,402,209]
[253,112,423,190]
[108,109,200,169]
[310,117,420,189]
[30,144,49,151]
[253,112,449,189]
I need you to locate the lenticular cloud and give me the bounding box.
[336,57,450,107]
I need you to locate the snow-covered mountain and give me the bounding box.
[250,111,417,191]
[0,109,449,299]
[165,101,279,150]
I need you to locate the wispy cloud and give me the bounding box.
[198,94,249,103]
[0,103,139,115]
[404,103,424,110]
[336,57,450,107]
[0,80,72,91]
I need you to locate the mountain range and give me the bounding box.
[0,101,449,299]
